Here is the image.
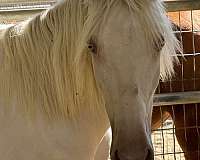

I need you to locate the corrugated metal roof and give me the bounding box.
[0,0,55,3]
[0,1,56,12]
[0,1,56,24]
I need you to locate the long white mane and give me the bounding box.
[0,0,180,120]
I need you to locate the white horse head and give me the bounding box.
[0,0,180,160]
[91,1,180,159]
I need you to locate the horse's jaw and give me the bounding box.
[104,88,155,160]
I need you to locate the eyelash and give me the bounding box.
[88,38,97,54]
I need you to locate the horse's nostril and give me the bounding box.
[146,149,154,160]
[115,150,121,160]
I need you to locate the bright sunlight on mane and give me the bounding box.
[0,0,180,121]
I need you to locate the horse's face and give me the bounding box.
[90,2,163,160]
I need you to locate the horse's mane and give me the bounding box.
[0,0,179,121]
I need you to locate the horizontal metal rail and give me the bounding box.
[153,91,200,106]
[165,0,200,12]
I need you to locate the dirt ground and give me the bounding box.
[152,119,185,160]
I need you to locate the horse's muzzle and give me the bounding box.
[145,148,154,160]
[111,147,154,160]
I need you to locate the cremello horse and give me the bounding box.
[0,0,179,159]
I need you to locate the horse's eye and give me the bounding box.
[88,38,97,54]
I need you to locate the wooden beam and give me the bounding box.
[165,0,200,12]
[1,0,200,23]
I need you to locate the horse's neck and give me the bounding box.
[0,103,109,160]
